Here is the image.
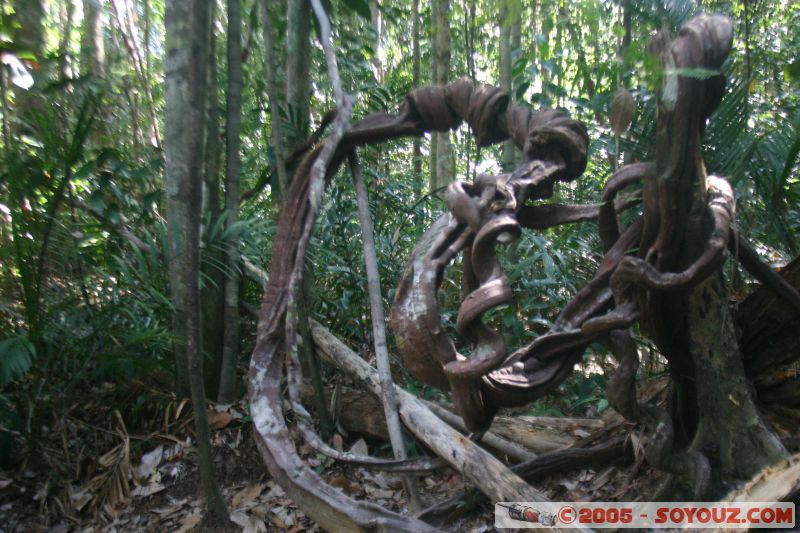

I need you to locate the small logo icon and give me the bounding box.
[558,505,577,524]
[501,503,557,526]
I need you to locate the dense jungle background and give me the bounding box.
[0,0,798,531]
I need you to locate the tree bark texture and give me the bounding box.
[284,0,311,154]
[165,0,229,524]
[411,0,422,178]
[499,0,521,171]
[350,154,421,510]
[81,0,106,77]
[218,0,244,405]
[201,2,225,400]
[260,0,290,200]
[430,0,452,193]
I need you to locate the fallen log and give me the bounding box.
[711,453,800,533]
[489,414,604,453]
[310,320,552,504]
[422,400,537,462]
[738,254,800,376]
[303,383,537,462]
[419,438,631,525]
[723,453,800,502]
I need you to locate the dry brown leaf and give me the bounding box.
[131,483,165,498]
[364,486,394,499]
[250,503,270,520]
[446,474,462,489]
[271,505,296,528]
[135,445,163,482]
[329,475,360,495]
[152,497,190,516]
[67,484,93,512]
[610,87,635,135]
[262,483,286,500]
[589,466,615,491]
[243,515,268,533]
[332,433,344,452]
[207,410,233,430]
[232,482,267,509]
[230,510,250,527]
[174,398,189,422]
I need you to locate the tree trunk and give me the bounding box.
[12,0,45,120]
[58,0,76,79]
[429,0,438,189]
[143,0,151,77]
[165,0,230,525]
[603,16,789,498]
[218,0,243,405]
[499,1,519,172]
[285,0,311,154]
[411,0,421,179]
[686,272,787,488]
[81,0,106,78]
[260,0,289,200]
[164,0,191,398]
[370,1,384,84]
[284,0,334,435]
[430,0,452,193]
[200,1,225,400]
[350,154,421,510]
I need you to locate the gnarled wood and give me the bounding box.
[310,321,552,504]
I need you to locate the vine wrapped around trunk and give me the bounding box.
[249,12,800,529]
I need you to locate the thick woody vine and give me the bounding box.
[249,12,800,530]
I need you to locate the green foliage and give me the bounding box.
[0,0,796,481]
[0,336,34,387]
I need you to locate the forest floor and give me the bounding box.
[0,383,669,533]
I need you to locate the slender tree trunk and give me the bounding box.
[411,0,422,180]
[429,0,438,190]
[465,0,475,80]
[511,7,521,103]
[165,0,230,525]
[621,0,632,59]
[260,0,289,200]
[58,0,76,79]
[164,0,192,401]
[284,0,334,435]
[81,0,106,77]
[370,1,384,84]
[430,0,452,193]
[143,0,151,77]
[218,0,243,405]
[499,2,514,171]
[81,0,109,142]
[285,0,311,153]
[201,2,225,400]
[350,154,422,511]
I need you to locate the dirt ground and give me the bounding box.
[0,389,672,533]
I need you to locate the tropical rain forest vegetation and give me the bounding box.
[0,0,799,531]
